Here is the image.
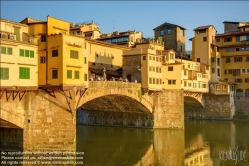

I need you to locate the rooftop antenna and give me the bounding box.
[113,20,114,32]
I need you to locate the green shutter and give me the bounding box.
[25,50,29,57]
[30,50,34,58]
[20,49,24,56]
[84,74,87,81]
[27,68,30,79]
[0,68,9,80]
[84,57,87,64]
[19,67,23,79]
[76,51,78,59]
[75,71,79,79]
[7,47,12,55]
[84,42,86,49]
[1,47,6,54]
[70,50,73,58]
[67,70,72,79]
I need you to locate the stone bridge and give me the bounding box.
[0,81,184,153]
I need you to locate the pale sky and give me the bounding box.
[1,1,249,51]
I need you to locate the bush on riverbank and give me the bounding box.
[233,109,249,119]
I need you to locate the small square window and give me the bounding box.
[52,70,58,79]
[203,37,207,42]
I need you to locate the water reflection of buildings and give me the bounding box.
[185,134,213,166]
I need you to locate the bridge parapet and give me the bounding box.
[88,81,141,90]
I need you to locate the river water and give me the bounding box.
[77,120,249,166]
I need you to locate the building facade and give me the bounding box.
[70,21,101,39]
[0,18,38,90]
[154,22,188,59]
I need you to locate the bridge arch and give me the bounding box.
[77,81,153,113]
[0,109,23,128]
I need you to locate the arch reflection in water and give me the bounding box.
[76,125,184,166]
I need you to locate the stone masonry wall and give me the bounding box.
[152,89,184,128]
[234,97,249,115]
[0,90,76,152]
[185,94,234,119]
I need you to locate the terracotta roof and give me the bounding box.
[153,22,186,30]
[216,31,249,37]
[193,25,213,31]
[89,68,122,77]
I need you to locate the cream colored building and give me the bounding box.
[0,18,38,90]
[70,21,101,39]
[123,39,164,90]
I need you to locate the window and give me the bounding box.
[212,68,215,73]
[106,39,111,43]
[41,35,46,42]
[153,78,155,84]
[7,47,12,55]
[188,82,192,87]
[234,57,242,62]
[84,42,87,49]
[216,39,220,42]
[236,48,240,51]
[241,48,245,51]
[197,58,200,62]
[224,37,232,42]
[245,78,249,83]
[153,56,155,61]
[160,30,164,36]
[211,58,215,62]
[184,70,187,76]
[226,48,230,52]
[40,56,46,63]
[246,56,249,62]
[168,80,176,85]
[216,85,221,90]
[217,47,219,52]
[235,79,242,83]
[170,53,174,60]
[231,48,235,52]
[217,68,220,76]
[0,46,6,54]
[112,38,117,43]
[25,50,30,57]
[224,69,232,74]
[84,74,88,81]
[233,69,240,76]
[19,49,24,56]
[217,58,220,66]
[203,37,207,42]
[226,58,230,63]
[84,57,87,64]
[168,66,173,71]
[149,78,152,84]
[19,67,30,79]
[70,50,78,59]
[74,71,79,79]
[198,30,206,33]
[180,29,184,36]
[242,36,245,41]
[246,47,249,51]
[52,50,58,57]
[184,81,187,87]
[123,37,129,42]
[236,36,240,42]
[52,70,58,79]
[67,70,72,79]
[0,67,9,80]
[167,29,171,35]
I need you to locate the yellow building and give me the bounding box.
[0,18,38,90]
[161,50,209,93]
[70,21,101,39]
[21,16,88,89]
[86,39,130,80]
[123,39,163,90]
[216,25,249,97]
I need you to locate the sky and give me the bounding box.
[1,1,249,51]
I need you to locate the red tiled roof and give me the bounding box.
[193,25,213,31]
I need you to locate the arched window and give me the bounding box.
[236,89,243,97]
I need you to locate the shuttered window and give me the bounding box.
[70,50,79,59]
[0,68,9,80]
[75,71,79,79]
[67,70,72,79]
[19,67,30,79]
